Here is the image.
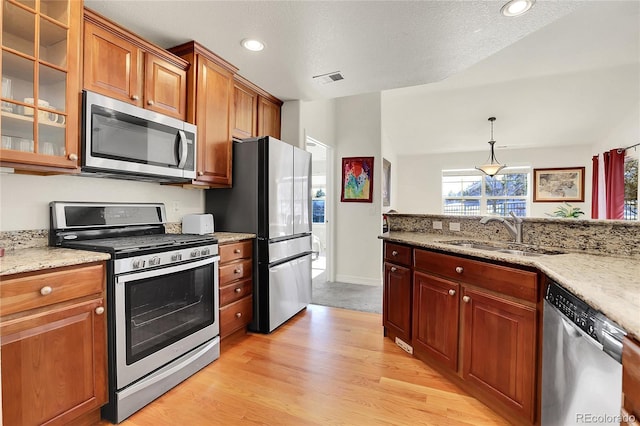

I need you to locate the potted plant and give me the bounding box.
[547,202,585,218]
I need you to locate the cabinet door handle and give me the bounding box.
[234,249,241,254]
[234,268,242,274]
[463,295,471,303]
[448,289,456,296]
[234,287,242,293]
[235,312,242,318]
[147,100,154,106]
[455,266,464,274]
[198,171,204,176]
[95,306,105,315]
[390,266,397,272]
[68,153,78,161]
[391,250,398,256]
[131,95,140,101]
[40,286,53,296]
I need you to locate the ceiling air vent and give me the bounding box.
[313,71,344,85]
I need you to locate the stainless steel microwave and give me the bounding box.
[82,90,196,182]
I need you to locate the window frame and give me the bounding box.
[442,167,531,217]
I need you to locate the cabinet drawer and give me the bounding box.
[0,264,105,316]
[384,243,411,266]
[220,240,253,263]
[220,278,253,307]
[220,296,253,338]
[219,259,253,286]
[414,249,537,302]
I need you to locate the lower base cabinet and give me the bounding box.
[384,246,541,425]
[219,239,254,340]
[1,263,107,426]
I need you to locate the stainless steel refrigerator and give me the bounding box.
[205,136,312,333]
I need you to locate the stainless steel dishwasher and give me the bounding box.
[542,281,626,426]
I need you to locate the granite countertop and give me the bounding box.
[0,247,111,276]
[380,231,640,340]
[214,232,256,244]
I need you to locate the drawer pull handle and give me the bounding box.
[391,250,398,256]
[68,153,78,161]
[147,100,154,106]
[390,266,397,272]
[131,95,139,101]
[234,268,241,274]
[455,266,464,274]
[95,306,105,315]
[234,249,241,254]
[40,286,52,296]
[234,288,242,293]
[448,289,456,296]
[463,295,471,303]
[235,312,242,318]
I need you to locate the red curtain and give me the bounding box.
[603,149,626,219]
[591,155,599,218]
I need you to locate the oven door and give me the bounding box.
[114,256,219,388]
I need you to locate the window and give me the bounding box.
[443,168,530,217]
[624,155,638,220]
[312,199,325,223]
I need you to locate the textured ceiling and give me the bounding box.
[84,0,582,101]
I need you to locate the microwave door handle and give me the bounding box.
[177,130,188,168]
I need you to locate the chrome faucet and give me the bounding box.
[480,212,523,243]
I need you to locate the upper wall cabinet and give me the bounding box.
[233,74,282,140]
[257,94,282,140]
[83,8,187,121]
[1,0,82,172]
[170,41,238,188]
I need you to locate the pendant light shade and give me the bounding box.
[475,117,506,177]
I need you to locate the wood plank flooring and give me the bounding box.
[100,305,509,425]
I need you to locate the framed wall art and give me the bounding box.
[533,167,585,202]
[341,156,374,203]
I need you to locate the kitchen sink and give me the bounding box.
[439,240,565,256]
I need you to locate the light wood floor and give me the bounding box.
[100,305,508,425]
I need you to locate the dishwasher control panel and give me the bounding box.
[546,282,599,340]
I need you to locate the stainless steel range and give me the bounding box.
[49,202,220,423]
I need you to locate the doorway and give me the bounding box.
[305,137,331,284]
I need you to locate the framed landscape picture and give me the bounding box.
[341,156,374,203]
[533,167,585,202]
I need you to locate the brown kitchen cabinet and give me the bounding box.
[411,248,539,425]
[169,41,237,187]
[622,336,640,425]
[83,9,187,120]
[257,94,282,139]
[1,0,82,172]
[218,239,254,339]
[412,271,459,370]
[382,242,412,344]
[0,262,108,425]
[232,76,258,140]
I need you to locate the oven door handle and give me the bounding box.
[117,256,219,284]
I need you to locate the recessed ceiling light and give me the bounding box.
[500,0,535,17]
[241,39,264,52]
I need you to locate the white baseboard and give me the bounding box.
[335,274,382,286]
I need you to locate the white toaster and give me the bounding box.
[182,214,214,235]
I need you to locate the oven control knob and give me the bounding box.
[132,259,145,269]
[149,256,161,266]
[171,253,183,262]
[191,249,201,258]
[202,248,210,255]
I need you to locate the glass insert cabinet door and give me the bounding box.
[1,0,81,169]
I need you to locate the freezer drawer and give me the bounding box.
[268,254,312,332]
[269,235,312,264]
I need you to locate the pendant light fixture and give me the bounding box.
[475,117,506,177]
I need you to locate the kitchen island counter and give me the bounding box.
[380,231,640,340]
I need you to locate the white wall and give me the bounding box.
[395,144,593,218]
[0,173,204,231]
[332,93,383,285]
